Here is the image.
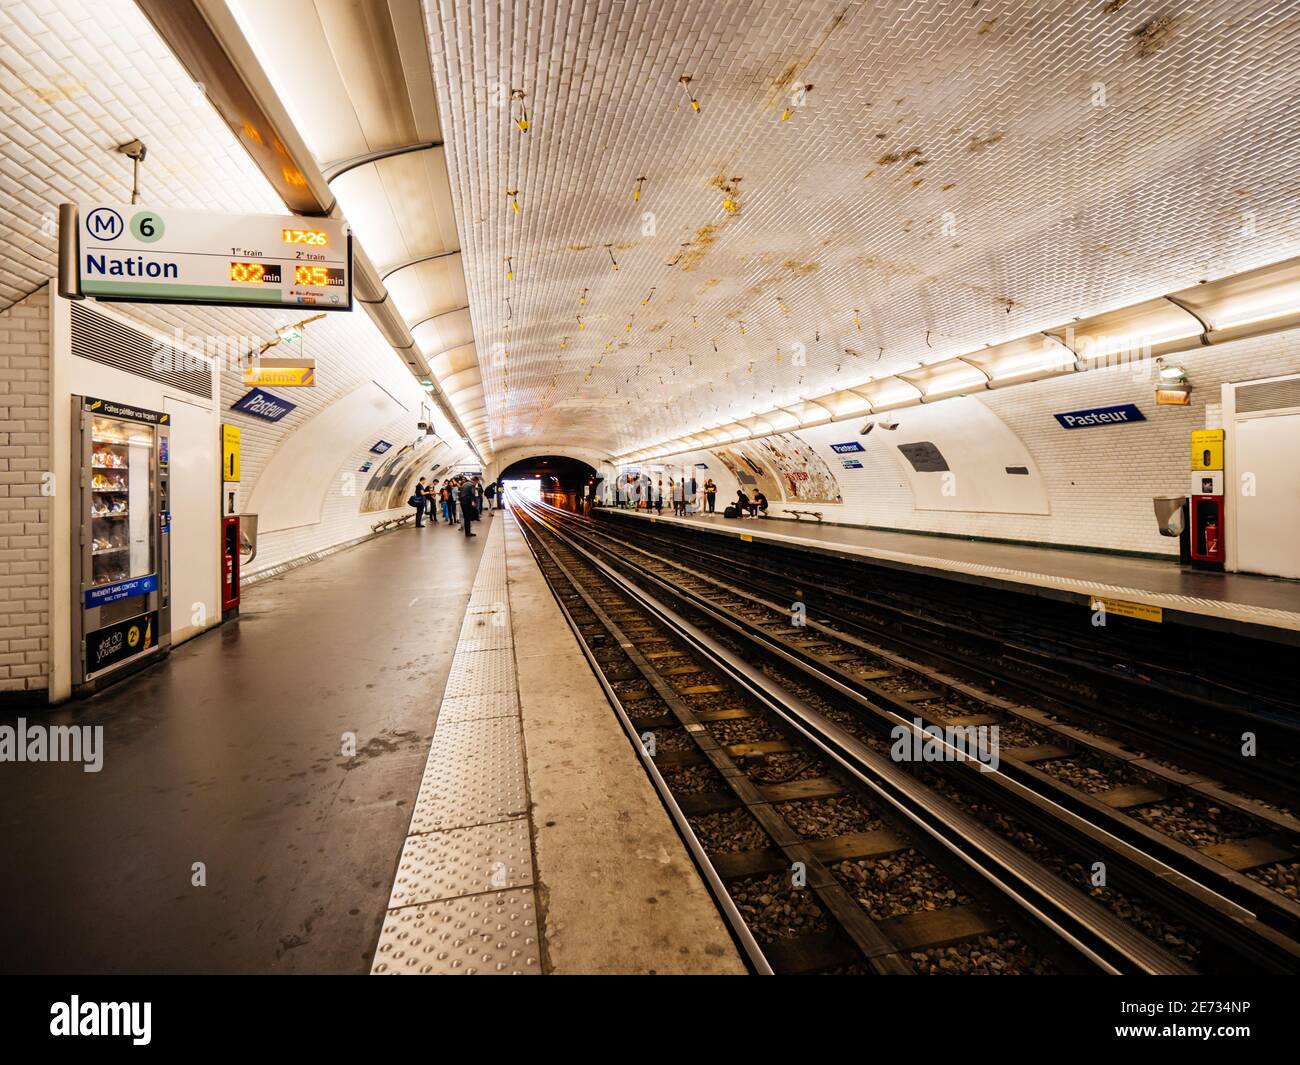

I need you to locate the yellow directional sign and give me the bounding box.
[242,359,316,388]
[222,424,241,483]
[1091,596,1163,623]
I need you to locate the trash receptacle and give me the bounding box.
[238,513,258,563]
[1153,495,1187,537]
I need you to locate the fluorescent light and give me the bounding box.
[1171,258,1300,332]
[611,254,1300,464]
[1047,298,1201,363]
[900,360,989,400]
[860,376,925,410]
[966,335,1077,386]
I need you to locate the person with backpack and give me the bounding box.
[409,477,428,527]
[485,481,497,510]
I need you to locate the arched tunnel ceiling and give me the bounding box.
[421,0,1300,458]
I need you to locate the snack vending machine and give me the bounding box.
[70,396,171,689]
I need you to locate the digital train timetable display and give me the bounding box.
[62,204,353,311]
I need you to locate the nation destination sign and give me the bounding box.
[60,203,352,311]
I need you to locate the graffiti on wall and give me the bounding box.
[753,434,843,503]
[713,432,842,503]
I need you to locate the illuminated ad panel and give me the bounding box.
[64,204,352,311]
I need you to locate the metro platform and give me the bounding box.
[0,507,741,975]
[605,508,1300,646]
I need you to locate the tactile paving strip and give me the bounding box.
[371,888,541,975]
[389,817,534,908]
[436,691,519,724]
[374,518,541,974]
[445,647,517,695]
[410,711,529,834]
[455,627,514,651]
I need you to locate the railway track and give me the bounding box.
[586,509,1300,904]
[598,508,1300,809]
[510,497,1300,974]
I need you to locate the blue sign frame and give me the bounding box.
[230,387,296,423]
[84,573,158,608]
[830,441,866,453]
[1053,403,1145,429]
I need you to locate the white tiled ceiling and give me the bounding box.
[0,0,283,310]
[422,0,1300,458]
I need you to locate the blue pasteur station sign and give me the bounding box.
[1053,403,1146,429]
[830,441,866,453]
[84,573,158,608]
[230,387,296,422]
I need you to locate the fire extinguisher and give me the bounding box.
[1204,518,1219,557]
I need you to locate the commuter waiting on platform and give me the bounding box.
[751,489,768,517]
[671,477,686,516]
[445,479,459,524]
[704,478,717,512]
[458,478,476,537]
[655,479,664,514]
[484,481,497,510]
[694,478,707,515]
[410,477,428,527]
[735,489,751,516]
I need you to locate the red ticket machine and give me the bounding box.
[221,515,240,618]
[1189,470,1224,565]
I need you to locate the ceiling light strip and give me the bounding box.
[616,254,1300,463]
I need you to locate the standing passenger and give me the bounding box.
[458,479,476,537]
[705,478,717,512]
[410,478,427,527]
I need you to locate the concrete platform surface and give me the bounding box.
[0,514,492,974]
[605,508,1300,640]
[504,515,745,975]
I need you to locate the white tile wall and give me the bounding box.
[0,286,49,693]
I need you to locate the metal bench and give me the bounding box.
[371,512,418,534]
[785,509,824,522]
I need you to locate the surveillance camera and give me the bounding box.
[878,419,899,431]
[859,421,874,435]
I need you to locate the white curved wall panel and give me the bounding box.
[864,399,1049,515]
[247,382,406,533]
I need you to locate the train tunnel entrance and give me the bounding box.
[498,455,599,512]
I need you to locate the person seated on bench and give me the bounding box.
[751,490,768,517]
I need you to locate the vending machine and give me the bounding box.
[70,395,172,689]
